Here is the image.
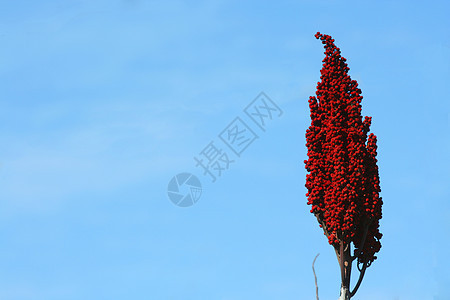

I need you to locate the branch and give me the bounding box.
[312,253,320,300]
[350,260,368,297]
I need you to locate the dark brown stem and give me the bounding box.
[312,253,320,300]
[339,242,345,286]
[339,241,352,299]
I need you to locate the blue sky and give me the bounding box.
[0,0,449,299]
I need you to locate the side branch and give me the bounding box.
[350,260,368,297]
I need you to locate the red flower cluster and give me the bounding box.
[305,32,382,264]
